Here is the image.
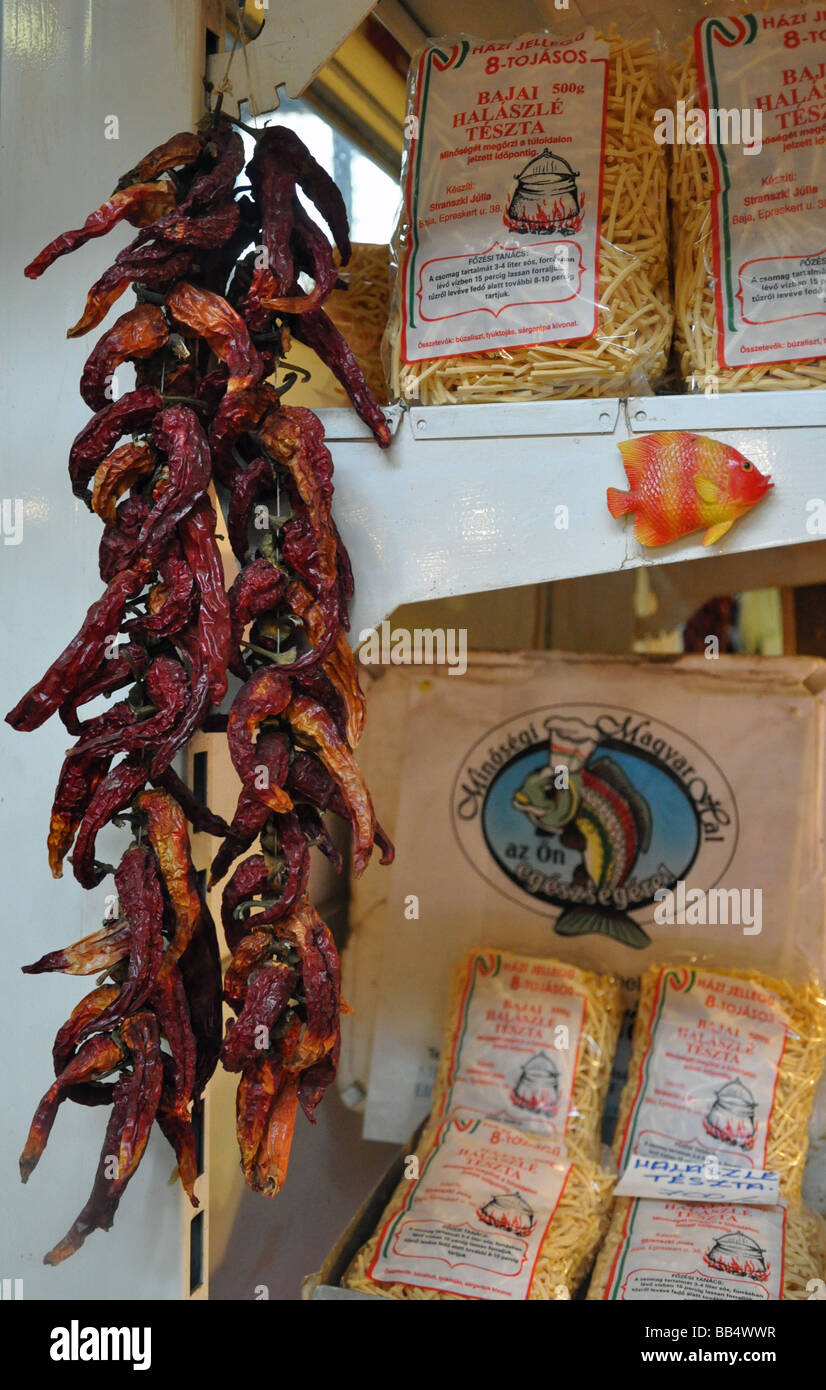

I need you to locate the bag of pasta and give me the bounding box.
[431,947,622,1161]
[672,4,826,391]
[343,1111,613,1299]
[613,964,826,1204]
[386,23,672,404]
[588,1196,826,1300]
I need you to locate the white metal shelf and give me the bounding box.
[319,390,826,637]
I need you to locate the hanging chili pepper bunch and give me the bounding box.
[7,114,392,1261]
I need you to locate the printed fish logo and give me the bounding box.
[606,431,772,548]
[513,717,653,948]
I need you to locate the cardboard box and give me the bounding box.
[343,653,826,1143]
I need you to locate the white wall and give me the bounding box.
[0,0,203,1300]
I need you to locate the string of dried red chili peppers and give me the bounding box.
[7,114,392,1262]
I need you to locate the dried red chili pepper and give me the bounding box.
[254,126,350,266]
[149,962,196,1140]
[80,305,169,412]
[98,495,150,581]
[293,802,343,874]
[236,1053,282,1190]
[177,124,245,214]
[135,790,202,961]
[291,666,348,744]
[5,561,150,732]
[290,306,391,447]
[23,917,131,977]
[24,183,176,280]
[247,138,298,294]
[332,518,355,630]
[227,558,286,677]
[297,1031,340,1122]
[281,508,337,606]
[67,248,195,339]
[283,578,342,672]
[48,752,111,878]
[259,406,335,526]
[138,405,212,562]
[166,281,262,393]
[221,854,272,951]
[223,933,276,1011]
[68,386,162,502]
[209,790,270,888]
[19,1032,126,1183]
[251,1068,301,1196]
[125,540,195,640]
[226,456,275,562]
[148,623,211,780]
[251,814,311,929]
[321,633,366,749]
[176,495,232,705]
[90,441,155,525]
[241,263,280,333]
[75,845,165,1033]
[274,899,339,1070]
[286,692,376,874]
[51,986,120,1076]
[70,758,149,889]
[115,130,204,190]
[156,1056,199,1206]
[262,197,339,316]
[59,640,148,736]
[44,1011,164,1265]
[139,200,240,251]
[221,962,297,1073]
[208,382,278,483]
[176,894,223,1096]
[227,665,292,780]
[287,746,392,867]
[68,656,189,767]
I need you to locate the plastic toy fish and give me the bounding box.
[606,431,772,548]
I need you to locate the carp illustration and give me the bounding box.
[512,717,653,948]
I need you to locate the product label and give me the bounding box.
[400,30,609,364]
[615,967,787,1203]
[437,950,586,1138]
[369,1114,570,1299]
[696,9,826,368]
[602,1200,785,1300]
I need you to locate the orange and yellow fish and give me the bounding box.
[606,431,772,548]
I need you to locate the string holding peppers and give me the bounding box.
[7,113,392,1262]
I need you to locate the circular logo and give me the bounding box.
[452,704,738,948]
